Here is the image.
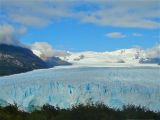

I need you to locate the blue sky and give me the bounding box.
[21,19,159,52]
[0,0,160,52]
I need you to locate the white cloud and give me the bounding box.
[10,14,50,27]
[105,32,126,38]
[31,42,55,59]
[74,0,160,29]
[132,33,143,37]
[0,24,26,46]
[146,44,160,58]
[1,0,159,28]
[17,26,27,34]
[31,42,68,59]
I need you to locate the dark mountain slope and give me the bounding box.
[139,58,160,65]
[0,44,49,76]
[45,56,72,67]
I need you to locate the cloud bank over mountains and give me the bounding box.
[31,42,69,60]
[146,45,160,58]
[0,24,26,46]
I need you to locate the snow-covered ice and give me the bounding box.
[0,66,160,111]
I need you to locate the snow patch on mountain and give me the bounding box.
[60,48,147,65]
[31,44,160,65]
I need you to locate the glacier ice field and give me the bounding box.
[0,66,160,111]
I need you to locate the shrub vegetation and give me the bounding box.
[0,103,159,120]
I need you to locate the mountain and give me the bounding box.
[0,44,49,76]
[139,58,160,65]
[45,56,72,67]
[60,48,160,65]
[60,48,146,65]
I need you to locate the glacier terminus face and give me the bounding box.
[0,66,160,111]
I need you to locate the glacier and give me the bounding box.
[0,66,160,111]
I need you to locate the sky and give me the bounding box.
[0,0,160,52]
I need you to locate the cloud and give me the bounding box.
[0,24,68,58]
[132,33,143,37]
[10,15,50,27]
[31,42,55,59]
[146,44,160,58]
[105,32,126,38]
[1,0,159,28]
[0,24,26,46]
[77,0,160,29]
[1,0,72,27]
[31,42,68,60]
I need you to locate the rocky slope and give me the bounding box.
[0,44,49,76]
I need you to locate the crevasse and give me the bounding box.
[0,66,160,111]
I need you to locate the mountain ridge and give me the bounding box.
[0,44,49,76]
[59,48,160,65]
[0,44,72,76]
